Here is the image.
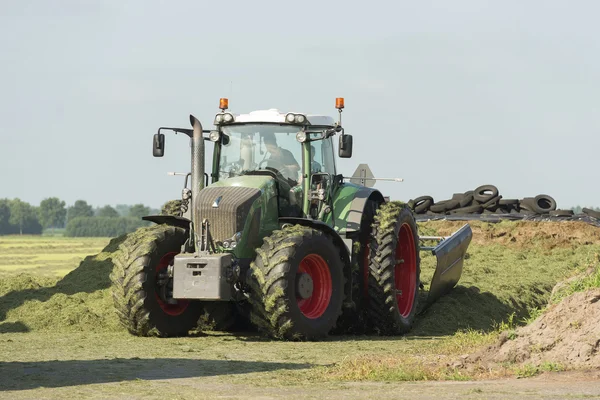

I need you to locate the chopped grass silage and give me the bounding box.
[413,220,600,336]
[0,235,126,333]
[1,220,599,338]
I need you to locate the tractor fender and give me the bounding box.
[279,217,353,305]
[345,188,385,236]
[142,215,192,230]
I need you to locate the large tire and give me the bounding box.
[367,203,420,335]
[533,194,557,213]
[248,226,344,340]
[333,198,379,334]
[110,225,203,336]
[473,185,499,203]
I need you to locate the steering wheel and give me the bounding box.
[258,159,271,170]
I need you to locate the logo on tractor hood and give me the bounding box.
[212,196,223,208]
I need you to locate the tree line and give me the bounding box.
[0,198,159,237]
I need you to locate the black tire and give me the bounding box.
[248,226,344,340]
[473,185,499,203]
[481,195,502,210]
[367,203,420,335]
[429,200,450,213]
[459,194,474,208]
[452,193,465,201]
[430,200,460,213]
[414,196,433,205]
[414,199,433,214]
[333,198,379,334]
[110,225,203,336]
[550,209,574,217]
[499,199,519,206]
[583,208,600,219]
[533,195,557,213]
[448,204,483,214]
[519,197,536,212]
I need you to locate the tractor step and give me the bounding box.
[420,224,473,307]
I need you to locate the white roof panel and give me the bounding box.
[231,109,335,127]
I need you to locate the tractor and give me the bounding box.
[110,98,472,340]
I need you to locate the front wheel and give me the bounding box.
[248,226,344,340]
[110,225,203,336]
[367,202,420,335]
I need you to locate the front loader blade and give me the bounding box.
[423,224,472,307]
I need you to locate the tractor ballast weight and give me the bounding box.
[112,99,472,340]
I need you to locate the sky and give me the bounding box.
[1,1,599,209]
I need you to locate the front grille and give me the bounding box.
[197,186,261,241]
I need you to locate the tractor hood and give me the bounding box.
[196,175,277,247]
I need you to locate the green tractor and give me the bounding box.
[110,98,472,340]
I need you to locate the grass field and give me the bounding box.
[0,236,110,277]
[0,221,599,398]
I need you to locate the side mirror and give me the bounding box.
[338,134,353,158]
[153,133,165,157]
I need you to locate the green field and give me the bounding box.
[0,221,599,398]
[0,236,110,277]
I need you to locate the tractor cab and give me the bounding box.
[210,101,349,221]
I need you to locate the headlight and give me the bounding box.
[223,113,234,123]
[209,130,221,142]
[295,114,306,124]
[296,131,307,143]
[222,231,242,249]
[285,113,296,123]
[214,114,223,124]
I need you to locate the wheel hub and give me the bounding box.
[296,272,314,299]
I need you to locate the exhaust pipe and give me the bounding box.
[189,115,205,235]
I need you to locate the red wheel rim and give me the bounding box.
[296,254,332,319]
[395,223,417,318]
[155,251,189,316]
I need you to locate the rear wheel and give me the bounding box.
[367,202,420,335]
[110,225,203,336]
[248,226,344,340]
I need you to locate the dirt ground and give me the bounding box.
[465,288,600,372]
[1,331,600,399]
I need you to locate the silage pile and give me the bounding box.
[464,263,600,371]
[1,220,600,349]
[0,235,128,333]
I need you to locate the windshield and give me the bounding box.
[219,124,303,183]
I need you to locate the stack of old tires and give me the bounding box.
[408,185,575,217]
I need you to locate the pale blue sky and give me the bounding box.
[1,1,599,209]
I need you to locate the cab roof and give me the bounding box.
[232,109,336,127]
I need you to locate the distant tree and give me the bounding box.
[67,200,94,221]
[65,217,146,237]
[96,205,119,218]
[128,204,151,219]
[9,199,38,235]
[38,197,67,230]
[0,199,10,234]
[114,204,131,217]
